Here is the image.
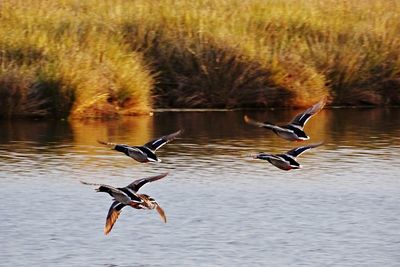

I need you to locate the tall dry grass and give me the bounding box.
[1,0,399,118]
[122,0,400,107]
[0,0,154,118]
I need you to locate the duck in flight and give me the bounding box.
[81,173,168,235]
[252,142,323,171]
[244,97,327,141]
[98,130,182,163]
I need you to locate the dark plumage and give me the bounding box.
[252,142,323,171]
[244,97,327,141]
[81,173,168,235]
[98,130,183,163]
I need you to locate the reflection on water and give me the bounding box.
[0,108,400,266]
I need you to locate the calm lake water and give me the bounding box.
[1,109,400,267]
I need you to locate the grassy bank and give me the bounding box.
[0,0,154,118]
[1,0,399,118]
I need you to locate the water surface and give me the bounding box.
[1,109,400,266]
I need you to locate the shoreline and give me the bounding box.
[154,105,400,113]
[1,105,399,121]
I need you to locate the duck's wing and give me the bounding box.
[244,116,294,133]
[125,173,168,192]
[104,201,126,235]
[155,204,167,223]
[143,130,183,152]
[286,142,323,158]
[126,146,146,156]
[117,187,143,203]
[289,97,327,129]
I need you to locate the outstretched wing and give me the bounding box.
[125,173,168,192]
[286,142,323,158]
[244,115,294,133]
[143,130,183,152]
[155,204,167,223]
[104,201,126,235]
[289,97,327,129]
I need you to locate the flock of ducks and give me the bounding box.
[82,96,327,235]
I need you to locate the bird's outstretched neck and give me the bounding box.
[97,140,117,149]
[244,115,274,129]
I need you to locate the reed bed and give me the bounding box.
[1,0,399,118]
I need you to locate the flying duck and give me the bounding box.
[81,173,168,235]
[252,142,323,171]
[98,130,182,163]
[244,97,327,141]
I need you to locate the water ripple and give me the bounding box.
[1,109,400,266]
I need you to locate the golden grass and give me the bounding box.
[1,0,399,118]
[0,0,154,118]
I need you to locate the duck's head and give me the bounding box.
[114,145,126,152]
[95,186,110,193]
[252,153,271,160]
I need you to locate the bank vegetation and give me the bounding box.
[1,0,399,118]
